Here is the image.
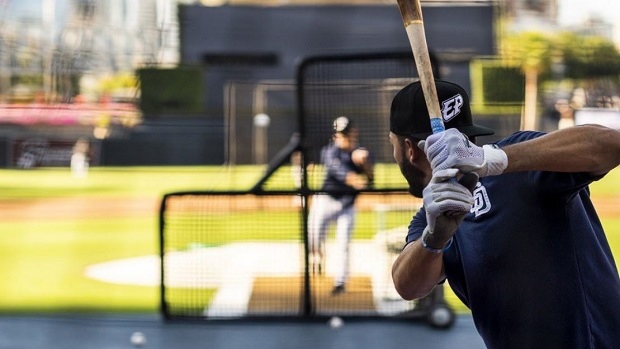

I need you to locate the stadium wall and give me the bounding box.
[1,4,497,167]
[152,3,496,165]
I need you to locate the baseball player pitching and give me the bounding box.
[307,116,374,295]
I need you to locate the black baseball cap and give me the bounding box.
[390,80,494,139]
[333,116,354,135]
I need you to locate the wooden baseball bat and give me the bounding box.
[396,0,445,134]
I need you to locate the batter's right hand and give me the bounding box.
[418,128,508,177]
[421,169,476,252]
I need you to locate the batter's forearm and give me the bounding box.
[503,124,620,176]
[392,240,445,300]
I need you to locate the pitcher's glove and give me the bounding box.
[352,147,374,186]
[351,147,371,167]
[418,128,508,177]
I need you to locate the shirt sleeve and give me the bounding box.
[405,207,427,245]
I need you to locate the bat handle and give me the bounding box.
[430,118,445,134]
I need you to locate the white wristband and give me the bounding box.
[482,145,508,177]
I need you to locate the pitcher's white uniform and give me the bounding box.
[308,116,373,294]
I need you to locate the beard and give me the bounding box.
[398,158,426,198]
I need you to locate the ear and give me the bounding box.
[403,138,423,163]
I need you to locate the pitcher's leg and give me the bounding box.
[332,206,354,294]
[308,195,331,275]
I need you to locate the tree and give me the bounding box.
[558,32,620,80]
[500,31,554,130]
[500,31,620,130]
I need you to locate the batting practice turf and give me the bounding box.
[0,166,618,314]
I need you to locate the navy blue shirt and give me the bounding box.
[320,143,366,208]
[406,131,620,349]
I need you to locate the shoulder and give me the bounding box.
[321,144,340,157]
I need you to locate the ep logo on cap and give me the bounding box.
[441,94,464,123]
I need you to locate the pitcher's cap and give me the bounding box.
[390,80,494,139]
[333,116,353,135]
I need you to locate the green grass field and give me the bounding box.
[0,166,618,314]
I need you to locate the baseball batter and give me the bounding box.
[308,116,374,295]
[389,80,620,348]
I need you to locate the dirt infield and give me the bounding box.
[0,194,618,220]
[590,196,620,217]
[0,196,159,220]
[247,276,377,316]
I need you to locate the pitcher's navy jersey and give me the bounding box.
[406,130,620,349]
[320,143,366,208]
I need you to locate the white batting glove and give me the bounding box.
[421,169,477,252]
[418,128,508,177]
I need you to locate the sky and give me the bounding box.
[557,0,620,26]
[3,0,620,44]
[4,0,620,25]
[557,0,620,45]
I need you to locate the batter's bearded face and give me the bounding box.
[398,149,426,198]
[390,132,426,198]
